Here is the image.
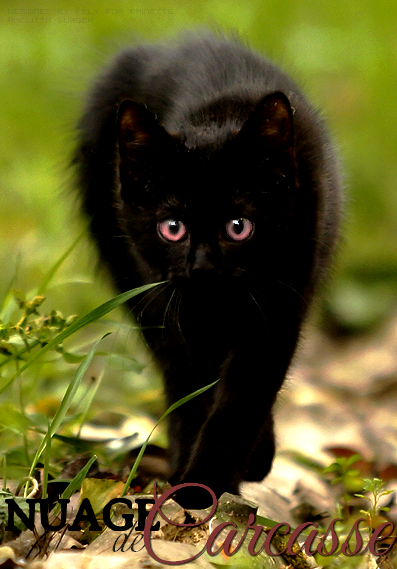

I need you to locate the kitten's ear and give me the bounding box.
[238,92,294,154]
[117,101,170,200]
[118,100,168,154]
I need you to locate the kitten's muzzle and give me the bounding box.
[189,242,219,277]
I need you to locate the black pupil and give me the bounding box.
[232,219,244,234]
[169,220,180,235]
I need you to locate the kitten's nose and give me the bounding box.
[190,243,217,276]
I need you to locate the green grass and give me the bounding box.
[0,238,165,485]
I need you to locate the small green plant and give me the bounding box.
[323,454,364,507]
[324,454,361,486]
[0,291,77,358]
[355,478,395,532]
[0,282,161,396]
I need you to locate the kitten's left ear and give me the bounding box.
[238,92,295,155]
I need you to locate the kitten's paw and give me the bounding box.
[171,484,216,510]
[168,475,237,510]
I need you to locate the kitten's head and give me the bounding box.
[116,92,298,292]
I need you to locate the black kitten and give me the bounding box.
[74,33,341,508]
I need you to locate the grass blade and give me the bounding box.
[42,426,51,500]
[37,227,87,296]
[61,455,98,500]
[2,456,7,492]
[121,378,220,497]
[76,367,105,438]
[0,254,21,321]
[52,454,98,517]
[26,334,107,492]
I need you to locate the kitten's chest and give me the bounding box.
[143,280,267,353]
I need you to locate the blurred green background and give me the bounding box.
[2,0,397,337]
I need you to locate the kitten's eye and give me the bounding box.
[158,219,187,242]
[225,218,254,241]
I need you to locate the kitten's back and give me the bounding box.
[86,34,303,126]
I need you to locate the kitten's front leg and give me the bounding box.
[155,344,220,489]
[174,335,296,508]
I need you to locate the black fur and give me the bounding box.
[74,33,342,507]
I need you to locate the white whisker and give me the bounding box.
[275,280,307,305]
[133,281,170,323]
[162,286,177,343]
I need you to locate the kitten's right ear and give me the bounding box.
[118,100,168,154]
[117,101,170,198]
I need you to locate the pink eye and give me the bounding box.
[225,218,254,241]
[158,219,187,242]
